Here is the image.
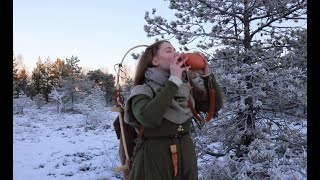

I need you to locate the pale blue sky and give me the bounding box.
[13,0,177,73]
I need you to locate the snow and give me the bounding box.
[13,97,123,180]
[13,95,307,180]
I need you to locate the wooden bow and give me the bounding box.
[112,45,148,173]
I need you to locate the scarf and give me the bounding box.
[124,67,194,129]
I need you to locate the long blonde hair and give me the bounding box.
[133,40,170,86]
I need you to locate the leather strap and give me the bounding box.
[188,73,216,122]
[170,144,178,176]
[138,125,144,139]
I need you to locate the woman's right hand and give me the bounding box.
[170,55,191,79]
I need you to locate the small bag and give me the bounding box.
[188,72,223,122]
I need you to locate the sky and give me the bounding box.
[13,0,306,75]
[13,0,177,74]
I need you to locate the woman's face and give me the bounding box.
[153,42,179,72]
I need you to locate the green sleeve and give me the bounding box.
[131,81,179,128]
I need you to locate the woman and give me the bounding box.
[124,40,223,180]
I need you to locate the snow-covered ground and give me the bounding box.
[13,97,123,180]
[13,96,307,180]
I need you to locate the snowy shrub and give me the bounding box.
[34,94,46,109]
[198,130,306,180]
[74,86,106,128]
[13,95,35,114]
[49,86,65,113]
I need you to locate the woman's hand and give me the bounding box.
[170,55,191,79]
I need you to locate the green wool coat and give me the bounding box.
[128,74,223,180]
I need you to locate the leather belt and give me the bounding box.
[143,132,189,140]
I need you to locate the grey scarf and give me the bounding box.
[124,67,194,129]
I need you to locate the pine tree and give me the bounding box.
[13,51,20,98]
[144,1,307,178]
